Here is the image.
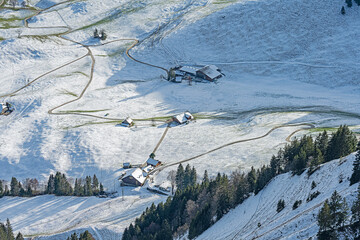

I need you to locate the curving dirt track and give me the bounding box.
[150,123,315,174]
[1,0,168,122]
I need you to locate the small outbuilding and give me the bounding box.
[121,168,146,186]
[196,65,222,81]
[121,117,134,127]
[172,111,194,125]
[146,158,161,167]
[0,102,14,116]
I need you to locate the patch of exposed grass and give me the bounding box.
[75,4,145,31]
[107,47,127,58]
[21,35,52,42]
[59,89,78,97]
[56,71,89,79]
[59,109,111,114]
[134,116,172,122]
[309,127,338,133]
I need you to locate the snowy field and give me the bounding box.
[0,0,360,238]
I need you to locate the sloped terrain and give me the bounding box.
[0,0,360,238]
[198,154,359,240]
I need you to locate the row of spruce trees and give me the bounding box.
[0,219,24,240]
[122,125,359,240]
[46,172,104,196]
[0,172,104,197]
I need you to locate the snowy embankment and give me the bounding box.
[0,187,166,239]
[198,154,359,240]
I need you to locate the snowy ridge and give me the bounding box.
[198,154,359,240]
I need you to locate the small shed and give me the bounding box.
[172,111,194,125]
[0,102,14,116]
[123,162,131,169]
[121,168,146,186]
[146,158,161,167]
[196,65,222,81]
[121,117,134,127]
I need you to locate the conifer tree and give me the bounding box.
[10,177,19,196]
[79,230,95,240]
[329,190,349,228]
[0,180,3,197]
[276,199,285,213]
[354,0,360,6]
[350,142,360,185]
[6,219,14,240]
[346,0,353,7]
[351,184,360,223]
[15,232,24,240]
[341,6,346,14]
[99,183,104,195]
[0,223,6,240]
[315,131,329,157]
[176,164,184,191]
[46,174,55,194]
[183,164,192,189]
[92,174,99,195]
[25,185,32,197]
[326,125,357,162]
[190,166,197,186]
[318,200,332,232]
[85,176,92,196]
[247,167,257,192]
[74,178,81,196]
[202,170,209,187]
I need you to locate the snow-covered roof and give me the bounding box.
[178,66,198,75]
[123,168,146,184]
[142,165,154,175]
[122,117,133,124]
[197,65,222,80]
[173,111,193,124]
[146,158,160,166]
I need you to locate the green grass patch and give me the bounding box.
[107,47,127,58]
[59,89,78,97]
[134,115,172,122]
[309,127,338,133]
[59,109,111,114]
[56,71,89,79]
[22,35,52,42]
[74,4,145,31]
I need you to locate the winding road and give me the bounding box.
[1,0,169,123]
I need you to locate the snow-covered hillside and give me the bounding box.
[198,154,359,240]
[1,0,360,238]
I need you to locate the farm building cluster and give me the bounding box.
[120,157,161,187]
[169,65,223,83]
